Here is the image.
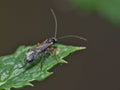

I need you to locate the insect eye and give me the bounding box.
[47,38,57,43]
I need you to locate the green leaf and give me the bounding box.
[0,44,86,90]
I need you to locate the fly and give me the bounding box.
[20,9,87,70]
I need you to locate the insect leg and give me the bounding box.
[40,53,46,71]
[47,47,60,62]
[36,42,41,46]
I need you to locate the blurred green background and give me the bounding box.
[72,0,120,25]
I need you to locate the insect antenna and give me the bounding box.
[50,9,58,38]
[58,35,87,41]
[50,9,87,41]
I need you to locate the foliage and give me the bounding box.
[0,44,86,90]
[72,0,120,24]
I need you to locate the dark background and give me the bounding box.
[0,0,120,90]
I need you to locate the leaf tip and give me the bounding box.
[27,83,34,87]
[60,60,68,64]
[77,46,86,50]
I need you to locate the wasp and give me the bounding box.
[20,9,87,70]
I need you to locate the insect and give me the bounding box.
[20,9,87,70]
